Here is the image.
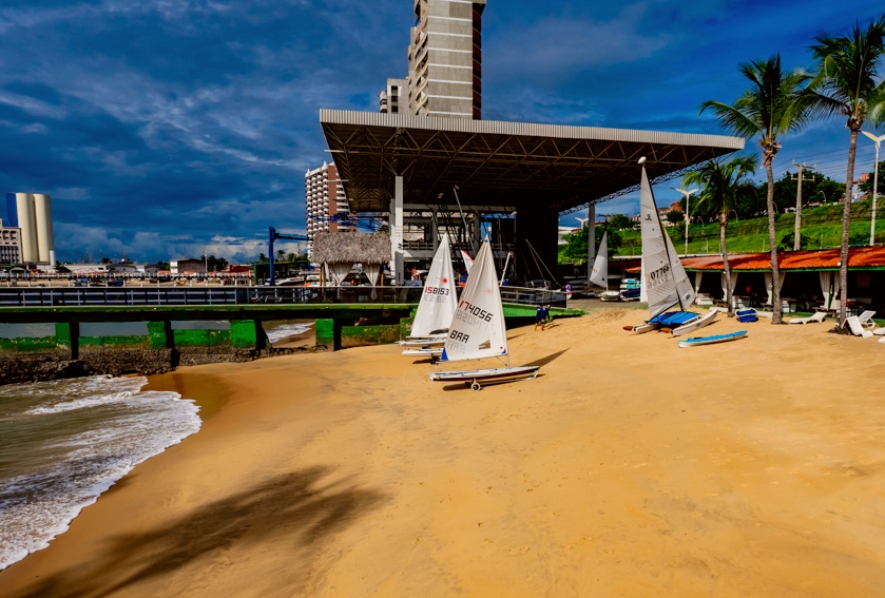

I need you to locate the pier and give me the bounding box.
[0,286,580,384]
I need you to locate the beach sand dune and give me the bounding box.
[2,309,885,597]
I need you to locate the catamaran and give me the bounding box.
[401,234,459,356]
[430,241,539,390]
[631,157,717,336]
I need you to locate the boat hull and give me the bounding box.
[671,310,718,337]
[677,330,748,348]
[403,348,442,357]
[430,365,540,389]
[400,337,446,348]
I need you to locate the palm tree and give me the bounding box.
[700,55,812,324]
[683,156,757,315]
[807,17,885,326]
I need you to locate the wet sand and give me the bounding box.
[2,308,885,597]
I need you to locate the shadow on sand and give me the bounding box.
[522,348,569,368]
[10,466,385,598]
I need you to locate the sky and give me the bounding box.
[0,0,883,263]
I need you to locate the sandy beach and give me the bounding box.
[2,308,885,597]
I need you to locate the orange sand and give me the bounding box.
[2,308,885,597]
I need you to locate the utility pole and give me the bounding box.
[791,161,816,251]
[672,188,699,255]
[587,204,596,280]
[862,132,885,245]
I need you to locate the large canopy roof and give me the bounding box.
[320,110,745,213]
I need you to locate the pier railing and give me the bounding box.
[0,286,568,308]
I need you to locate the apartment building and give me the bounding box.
[407,0,486,119]
[379,78,408,114]
[305,162,354,256]
[0,218,23,264]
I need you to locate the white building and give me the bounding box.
[407,0,486,119]
[0,218,23,264]
[380,78,408,114]
[305,162,354,257]
[4,193,55,265]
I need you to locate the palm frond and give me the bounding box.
[699,100,759,138]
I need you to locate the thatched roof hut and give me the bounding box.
[312,233,391,265]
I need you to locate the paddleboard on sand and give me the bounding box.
[677,330,747,348]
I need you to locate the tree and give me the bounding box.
[559,226,622,264]
[257,253,269,264]
[762,172,846,212]
[665,210,684,225]
[684,156,757,315]
[700,55,813,324]
[205,255,229,272]
[859,158,885,196]
[608,213,633,230]
[808,17,885,325]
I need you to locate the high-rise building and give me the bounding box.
[0,218,23,264]
[380,78,408,114]
[305,162,354,257]
[407,0,485,119]
[4,193,55,265]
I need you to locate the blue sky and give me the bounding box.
[0,0,883,262]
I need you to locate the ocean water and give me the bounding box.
[0,376,201,571]
[265,321,314,344]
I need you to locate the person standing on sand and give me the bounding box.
[535,305,549,331]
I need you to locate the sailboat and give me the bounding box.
[430,241,540,390]
[590,231,619,301]
[460,249,474,273]
[401,234,459,356]
[632,157,717,336]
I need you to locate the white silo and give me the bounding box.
[14,193,38,263]
[32,194,54,265]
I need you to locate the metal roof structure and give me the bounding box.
[320,110,746,214]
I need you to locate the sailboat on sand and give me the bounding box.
[431,241,539,390]
[402,234,459,356]
[590,231,620,301]
[629,157,717,336]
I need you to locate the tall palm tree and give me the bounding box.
[683,156,757,315]
[700,55,812,324]
[807,17,885,326]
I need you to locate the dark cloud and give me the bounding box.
[0,0,882,261]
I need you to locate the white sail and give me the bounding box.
[639,164,695,318]
[441,241,508,363]
[411,234,459,337]
[589,231,608,288]
[460,249,474,273]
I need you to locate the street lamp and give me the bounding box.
[672,188,699,255]
[862,131,885,245]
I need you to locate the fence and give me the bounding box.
[0,286,568,309]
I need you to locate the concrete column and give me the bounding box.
[391,176,404,286]
[231,320,265,349]
[587,204,596,279]
[473,211,482,245]
[55,322,79,359]
[431,211,439,252]
[315,318,342,351]
[147,321,173,349]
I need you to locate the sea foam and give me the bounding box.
[0,376,201,571]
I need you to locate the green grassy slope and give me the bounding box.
[612,199,885,257]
